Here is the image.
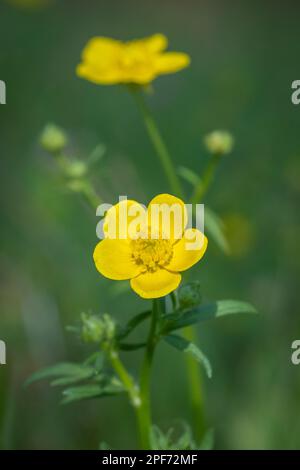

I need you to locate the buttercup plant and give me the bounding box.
[28,33,257,450]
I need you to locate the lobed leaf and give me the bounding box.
[61,380,124,404]
[25,362,95,387]
[150,423,197,450]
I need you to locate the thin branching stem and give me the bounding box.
[190,153,221,204]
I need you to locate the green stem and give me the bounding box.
[109,349,140,406]
[183,326,206,441]
[54,152,70,173]
[170,291,177,310]
[80,180,102,209]
[191,153,221,204]
[138,299,161,449]
[131,89,184,199]
[109,298,162,450]
[108,349,148,449]
[54,153,102,210]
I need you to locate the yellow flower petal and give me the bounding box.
[147,193,187,240]
[144,33,168,52]
[93,239,142,280]
[76,63,122,85]
[77,37,123,85]
[154,52,190,74]
[81,37,122,65]
[130,269,181,299]
[167,229,208,272]
[103,199,147,239]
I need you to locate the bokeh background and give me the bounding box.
[1,0,300,450]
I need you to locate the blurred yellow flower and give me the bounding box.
[93,194,207,299]
[77,34,190,85]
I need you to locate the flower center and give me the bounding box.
[131,238,173,272]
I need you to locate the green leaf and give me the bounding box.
[173,423,195,450]
[198,428,214,450]
[117,310,151,340]
[161,300,257,333]
[150,423,197,450]
[84,352,104,371]
[177,166,201,186]
[164,335,212,378]
[61,379,124,404]
[50,374,95,387]
[87,144,106,166]
[150,425,172,450]
[205,207,230,254]
[65,325,80,335]
[25,362,95,387]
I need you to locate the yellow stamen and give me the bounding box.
[131,238,173,272]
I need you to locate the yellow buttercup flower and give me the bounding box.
[77,34,190,85]
[93,194,208,299]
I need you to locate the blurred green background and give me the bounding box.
[0,0,300,450]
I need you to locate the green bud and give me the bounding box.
[178,281,202,309]
[204,130,234,156]
[65,160,87,179]
[40,124,68,154]
[81,313,115,345]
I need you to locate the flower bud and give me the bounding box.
[40,124,68,154]
[65,160,87,179]
[204,130,234,156]
[81,313,115,345]
[178,281,202,309]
